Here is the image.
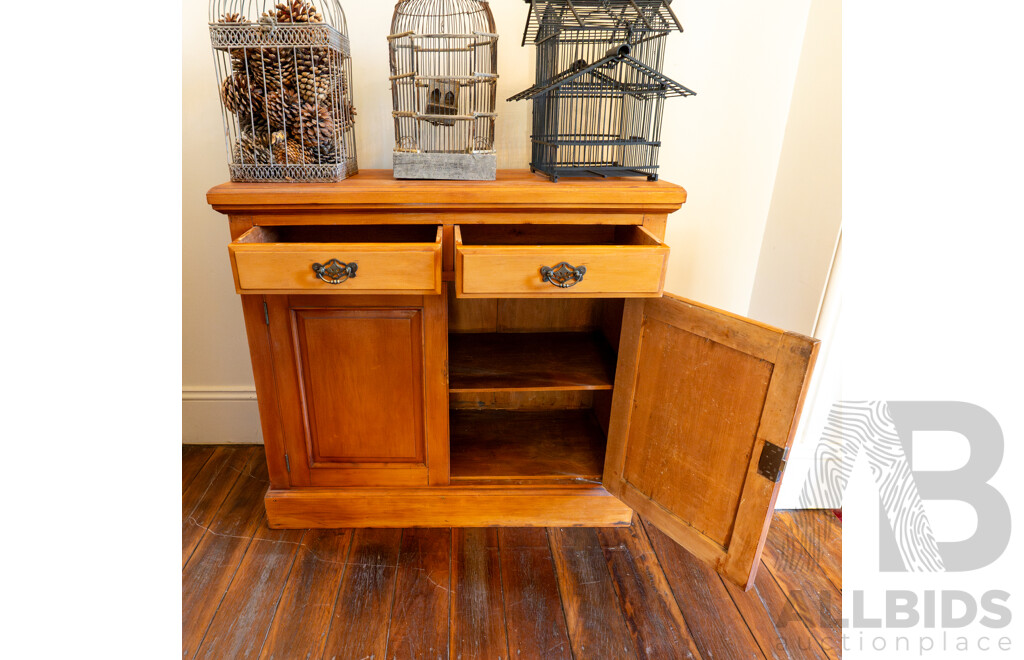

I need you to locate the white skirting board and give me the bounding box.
[182,387,263,444]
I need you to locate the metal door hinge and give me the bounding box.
[757,441,788,483]
[284,453,290,472]
[263,301,270,325]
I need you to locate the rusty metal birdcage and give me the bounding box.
[509,0,694,182]
[389,0,499,180]
[209,0,358,182]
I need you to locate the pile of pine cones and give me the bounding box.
[219,0,357,167]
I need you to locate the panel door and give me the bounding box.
[266,294,448,487]
[603,293,819,589]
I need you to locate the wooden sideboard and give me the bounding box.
[207,170,818,589]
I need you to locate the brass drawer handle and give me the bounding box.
[540,262,587,288]
[312,259,358,284]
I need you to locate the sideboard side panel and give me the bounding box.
[239,294,291,489]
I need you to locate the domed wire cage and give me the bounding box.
[209,0,358,182]
[388,0,499,180]
[509,0,694,182]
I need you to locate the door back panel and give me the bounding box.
[604,293,818,589]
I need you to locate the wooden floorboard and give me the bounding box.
[182,446,256,567]
[723,560,831,660]
[498,528,572,659]
[596,518,702,659]
[548,526,637,659]
[194,521,304,660]
[321,529,402,660]
[182,452,270,660]
[386,528,452,660]
[182,445,215,491]
[761,514,843,659]
[777,510,842,591]
[451,528,509,660]
[182,446,843,660]
[642,518,767,660]
[259,529,354,660]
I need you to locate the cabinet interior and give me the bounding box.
[447,294,624,484]
[457,223,659,246]
[239,224,440,244]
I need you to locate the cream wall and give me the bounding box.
[750,0,842,508]
[183,0,827,443]
[748,0,842,335]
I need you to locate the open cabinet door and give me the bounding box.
[604,293,819,590]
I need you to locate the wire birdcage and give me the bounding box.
[389,0,499,180]
[209,0,358,182]
[509,0,694,182]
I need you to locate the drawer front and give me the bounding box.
[455,230,669,298]
[230,227,443,295]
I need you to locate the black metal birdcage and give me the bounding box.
[508,0,694,182]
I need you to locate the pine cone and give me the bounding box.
[248,85,301,130]
[220,74,252,115]
[294,48,334,103]
[268,0,323,24]
[303,128,349,165]
[219,12,244,23]
[245,50,332,100]
[302,141,335,164]
[229,50,247,76]
[270,132,313,164]
[232,132,271,165]
[327,69,355,123]
[233,130,318,166]
[224,73,332,143]
[233,45,335,106]
[298,101,335,145]
[220,74,269,137]
[243,48,296,91]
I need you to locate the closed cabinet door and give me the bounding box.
[604,293,819,590]
[265,294,448,487]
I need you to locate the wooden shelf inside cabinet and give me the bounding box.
[450,409,606,482]
[448,332,616,393]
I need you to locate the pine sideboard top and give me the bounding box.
[207,169,687,213]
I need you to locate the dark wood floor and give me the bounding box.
[183,445,841,659]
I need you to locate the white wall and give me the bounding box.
[658,0,811,312]
[183,0,262,442]
[183,0,829,444]
[776,235,843,509]
[747,0,842,507]
[748,0,842,335]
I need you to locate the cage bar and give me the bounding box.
[209,0,358,182]
[510,0,693,182]
[389,0,499,180]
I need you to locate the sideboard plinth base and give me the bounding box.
[264,485,634,529]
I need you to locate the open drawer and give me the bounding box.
[229,225,442,294]
[454,224,669,298]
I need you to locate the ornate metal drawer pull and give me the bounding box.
[312,259,358,284]
[540,262,587,288]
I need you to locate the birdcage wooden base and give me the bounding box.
[393,152,497,181]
